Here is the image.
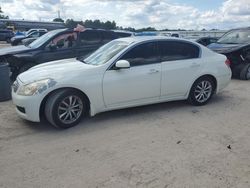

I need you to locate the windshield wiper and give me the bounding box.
[76,57,88,64]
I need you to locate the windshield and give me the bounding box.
[217,30,250,44]
[83,40,130,65]
[28,29,67,48]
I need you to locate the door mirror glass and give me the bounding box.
[115,60,130,69]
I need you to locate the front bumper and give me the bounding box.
[12,89,42,122]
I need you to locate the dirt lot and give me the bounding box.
[0,43,250,188]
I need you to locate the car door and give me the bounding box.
[0,31,4,40]
[75,30,102,58]
[103,41,162,107]
[159,40,201,98]
[37,32,78,63]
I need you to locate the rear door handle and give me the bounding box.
[148,69,159,74]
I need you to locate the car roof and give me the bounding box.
[116,36,195,44]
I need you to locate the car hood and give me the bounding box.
[0,45,31,56]
[18,58,94,84]
[207,42,247,53]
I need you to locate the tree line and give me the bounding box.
[0,7,9,19]
[53,18,178,32]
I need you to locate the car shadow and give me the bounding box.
[23,94,230,133]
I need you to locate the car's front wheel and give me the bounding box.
[45,89,87,128]
[6,38,11,43]
[188,77,215,106]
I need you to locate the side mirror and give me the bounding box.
[115,60,130,69]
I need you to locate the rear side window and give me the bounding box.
[159,41,200,61]
[80,30,101,45]
[115,32,132,38]
[120,42,160,66]
[102,31,116,43]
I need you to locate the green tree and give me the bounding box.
[53,18,64,23]
[65,19,84,29]
[0,6,9,19]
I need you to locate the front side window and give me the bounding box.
[159,41,199,61]
[29,29,67,48]
[50,32,77,49]
[29,31,40,38]
[119,42,159,66]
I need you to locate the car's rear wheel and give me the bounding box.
[45,89,87,128]
[239,64,250,80]
[188,77,215,106]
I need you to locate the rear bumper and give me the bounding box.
[216,72,232,93]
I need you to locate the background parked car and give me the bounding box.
[196,37,219,46]
[10,30,47,46]
[159,32,181,38]
[25,28,47,36]
[12,37,231,128]
[0,29,14,43]
[21,37,37,46]
[0,28,120,80]
[208,27,250,80]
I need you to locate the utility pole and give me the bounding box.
[58,10,61,19]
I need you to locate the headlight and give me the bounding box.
[17,78,56,96]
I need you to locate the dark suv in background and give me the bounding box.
[208,27,250,80]
[0,29,14,43]
[0,28,120,80]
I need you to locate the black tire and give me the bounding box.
[18,63,35,75]
[239,64,250,80]
[188,76,215,106]
[6,38,11,43]
[45,89,87,129]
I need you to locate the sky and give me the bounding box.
[0,0,249,30]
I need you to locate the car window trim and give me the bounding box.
[107,39,201,71]
[107,40,161,70]
[158,40,201,63]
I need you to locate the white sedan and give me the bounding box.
[12,37,232,128]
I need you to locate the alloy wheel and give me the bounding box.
[57,95,83,124]
[194,80,213,103]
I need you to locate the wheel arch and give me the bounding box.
[188,74,218,96]
[39,87,91,120]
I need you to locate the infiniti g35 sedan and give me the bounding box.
[12,37,232,128]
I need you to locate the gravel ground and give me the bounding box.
[0,43,250,188]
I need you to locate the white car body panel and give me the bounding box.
[103,63,161,107]
[12,37,232,122]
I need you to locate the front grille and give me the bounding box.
[12,80,19,93]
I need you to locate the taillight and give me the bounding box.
[225,59,231,67]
